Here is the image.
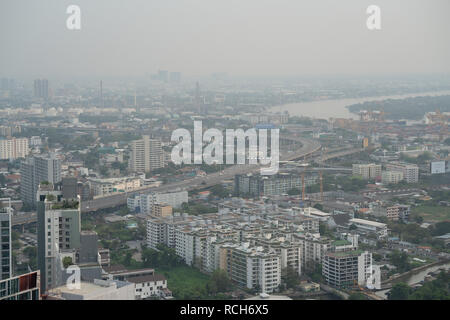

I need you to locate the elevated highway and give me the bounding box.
[81,136,321,213]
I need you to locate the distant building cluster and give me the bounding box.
[234,173,317,197]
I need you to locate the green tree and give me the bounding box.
[287,188,301,196]
[208,270,231,293]
[389,251,411,273]
[62,256,73,268]
[313,203,323,211]
[388,283,411,300]
[284,266,301,289]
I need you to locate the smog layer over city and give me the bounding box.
[0,0,449,310]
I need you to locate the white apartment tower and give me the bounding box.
[0,198,13,280]
[129,136,164,173]
[0,137,29,160]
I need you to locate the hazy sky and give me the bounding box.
[1,0,449,78]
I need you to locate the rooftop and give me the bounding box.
[126,274,166,284]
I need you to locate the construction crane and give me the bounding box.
[301,171,305,203]
[435,109,448,141]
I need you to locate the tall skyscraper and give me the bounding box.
[169,72,181,83]
[20,154,62,205]
[99,80,103,107]
[0,198,12,281]
[129,136,164,173]
[157,70,169,82]
[33,79,49,99]
[36,184,81,293]
[1,78,15,91]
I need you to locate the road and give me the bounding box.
[81,136,321,213]
[11,212,37,226]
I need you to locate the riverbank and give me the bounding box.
[270,90,450,120]
[375,259,450,299]
[382,258,450,286]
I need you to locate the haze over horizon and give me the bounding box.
[1,0,450,79]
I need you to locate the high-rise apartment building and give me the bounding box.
[294,233,331,272]
[0,198,13,280]
[33,79,49,99]
[129,136,164,173]
[229,244,281,294]
[20,154,62,205]
[322,250,372,289]
[36,184,81,292]
[169,72,181,83]
[0,137,29,160]
[0,125,22,137]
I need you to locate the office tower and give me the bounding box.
[129,136,164,173]
[1,78,14,91]
[34,79,49,99]
[169,72,181,83]
[20,154,62,205]
[0,137,29,160]
[1,78,9,90]
[100,80,103,107]
[195,81,202,113]
[36,184,81,293]
[158,70,169,82]
[0,198,13,280]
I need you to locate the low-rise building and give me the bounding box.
[348,218,388,239]
[129,190,188,214]
[89,176,141,197]
[46,279,135,300]
[127,274,171,300]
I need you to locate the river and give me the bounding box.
[270,90,450,120]
[375,261,450,299]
